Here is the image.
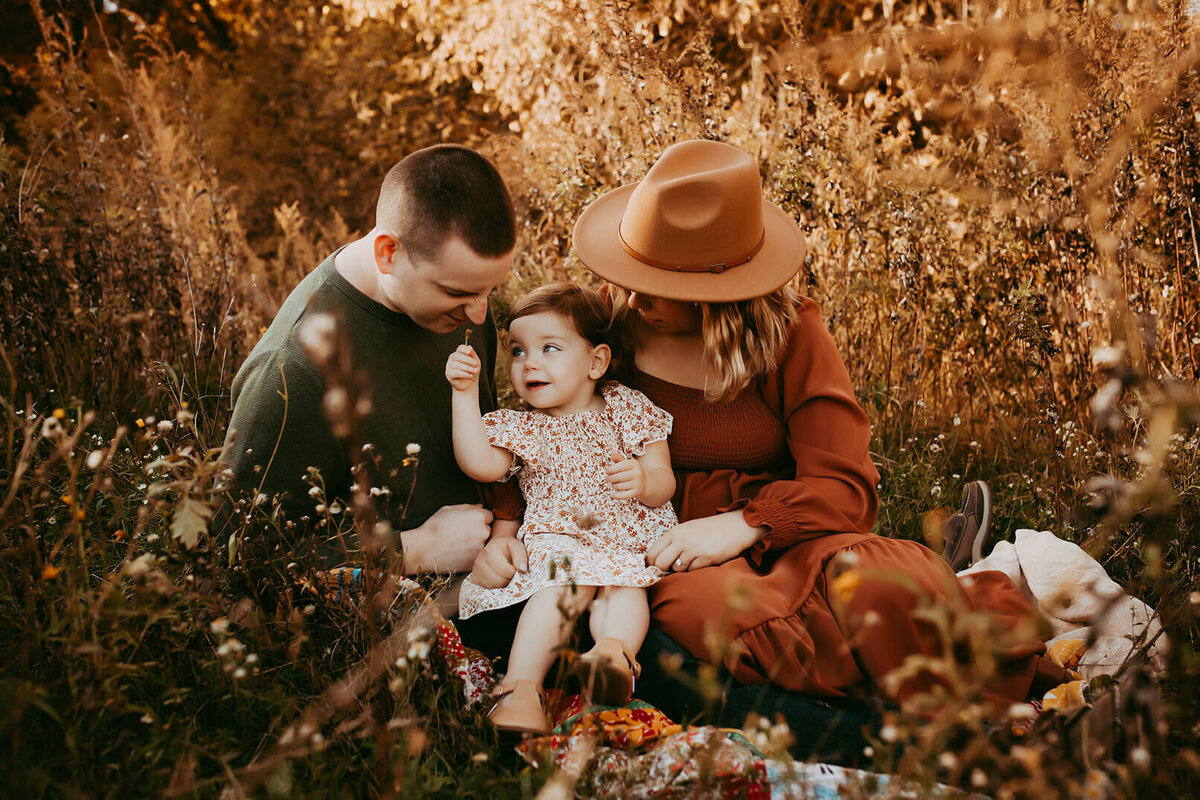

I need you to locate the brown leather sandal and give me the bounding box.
[571,637,641,707]
[488,680,550,736]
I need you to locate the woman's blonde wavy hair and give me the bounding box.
[605,284,800,403]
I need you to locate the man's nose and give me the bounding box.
[465,295,488,325]
[628,291,649,311]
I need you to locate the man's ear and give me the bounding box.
[373,231,403,275]
[588,344,613,380]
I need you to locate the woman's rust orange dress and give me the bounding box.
[626,298,1047,707]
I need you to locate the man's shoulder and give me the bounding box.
[232,254,346,389]
[234,337,323,396]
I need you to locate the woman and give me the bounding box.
[471,140,1065,756]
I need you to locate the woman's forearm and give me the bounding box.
[722,509,769,548]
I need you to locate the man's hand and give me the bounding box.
[445,345,482,393]
[401,503,493,574]
[645,511,765,573]
[605,450,647,501]
[469,536,529,589]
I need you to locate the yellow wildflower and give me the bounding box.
[1042,679,1088,713]
[832,570,861,604]
[41,564,63,580]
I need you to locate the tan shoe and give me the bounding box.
[488,680,550,736]
[571,637,641,707]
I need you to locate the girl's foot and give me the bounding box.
[488,680,550,736]
[571,637,641,707]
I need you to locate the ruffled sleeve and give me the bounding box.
[480,408,527,480]
[605,382,674,457]
[706,300,879,566]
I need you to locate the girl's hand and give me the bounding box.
[470,536,529,589]
[445,345,481,392]
[605,450,646,501]
[645,511,766,572]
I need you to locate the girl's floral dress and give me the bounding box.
[458,382,675,618]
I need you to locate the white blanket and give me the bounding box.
[960,528,1167,679]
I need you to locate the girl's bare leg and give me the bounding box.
[503,584,597,684]
[589,586,650,653]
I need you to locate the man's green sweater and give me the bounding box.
[224,249,504,533]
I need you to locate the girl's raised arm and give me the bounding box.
[447,345,515,482]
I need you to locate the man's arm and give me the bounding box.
[223,354,346,522]
[399,504,495,574]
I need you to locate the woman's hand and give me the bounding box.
[645,511,766,572]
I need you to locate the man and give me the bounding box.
[224,144,516,575]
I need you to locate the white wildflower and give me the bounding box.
[125,553,155,579]
[298,313,338,364]
[1092,345,1123,369]
[1008,703,1036,720]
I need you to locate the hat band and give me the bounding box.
[617,228,765,275]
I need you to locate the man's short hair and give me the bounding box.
[376,144,516,264]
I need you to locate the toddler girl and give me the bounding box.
[445,282,676,735]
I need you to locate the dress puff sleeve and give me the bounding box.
[727,300,880,565]
[480,408,527,480]
[605,382,673,457]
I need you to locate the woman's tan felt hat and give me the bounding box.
[573,140,806,303]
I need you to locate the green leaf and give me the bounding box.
[171,497,211,550]
[266,762,293,799]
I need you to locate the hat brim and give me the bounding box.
[572,183,807,303]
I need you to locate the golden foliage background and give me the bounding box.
[7,2,1199,442]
